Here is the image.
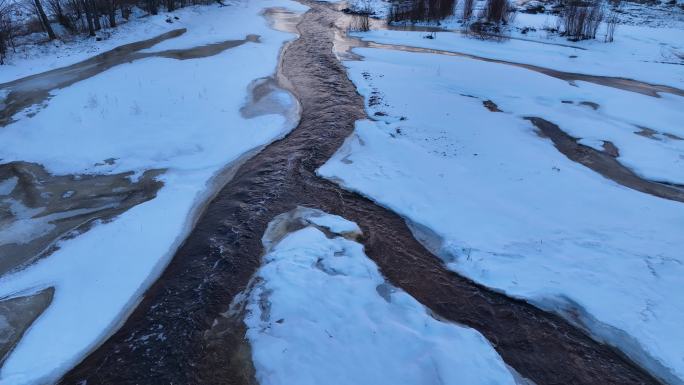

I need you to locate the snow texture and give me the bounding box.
[245,208,518,385]
[358,13,684,88]
[319,44,684,384]
[0,0,306,383]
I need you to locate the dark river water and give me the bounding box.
[55,3,664,385]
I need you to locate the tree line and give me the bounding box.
[1,0,219,63]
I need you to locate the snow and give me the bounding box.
[1,2,252,83]
[360,12,684,87]
[0,0,307,383]
[318,45,684,384]
[245,208,518,385]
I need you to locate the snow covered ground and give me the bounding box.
[245,207,519,385]
[0,0,306,383]
[319,42,684,384]
[358,16,684,88]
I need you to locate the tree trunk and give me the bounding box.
[34,0,56,40]
[107,0,116,27]
[82,0,95,36]
[90,0,101,31]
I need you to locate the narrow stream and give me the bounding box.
[60,3,661,385]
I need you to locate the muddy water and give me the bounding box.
[61,3,660,385]
[527,117,684,203]
[0,31,259,126]
[0,162,164,276]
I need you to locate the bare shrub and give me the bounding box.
[480,0,515,24]
[603,0,621,42]
[559,0,604,40]
[467,20,511,40]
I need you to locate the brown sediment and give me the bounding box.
[150,34,259,60]
[0,30,259,127]
[0,161,164,277]
[61,3,662,385]
[663,132,684,140]
[483,99,502,112]
[602,140,620,157]
[364,40,684,97]
[333,32,684,97]
[579,101,600,110]
[635,126,684,141]
[0,287,54,366]
[527,117,684,203]
[635,126,661,140]
[315,2,684,98]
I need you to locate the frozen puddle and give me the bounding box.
[0,162,164,276]
[244,208,518,385]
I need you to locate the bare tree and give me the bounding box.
[34,0,57,39]
[81,0,95,35]
[46,0,74,30]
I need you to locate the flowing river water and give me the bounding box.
[52,2,667,385]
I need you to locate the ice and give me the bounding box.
[246,208,517,385]
[0,0,306,383]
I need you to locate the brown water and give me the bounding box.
[0,31,259,126]
[482,100,684,203]
[527,117,684,203]
[60,3,660,385]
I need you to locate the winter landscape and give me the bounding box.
[0,0,682,382]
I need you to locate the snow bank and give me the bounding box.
[245,208,518,385]
[357,16,684,88]
[319,47,684,384]
[0,0,306,383]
